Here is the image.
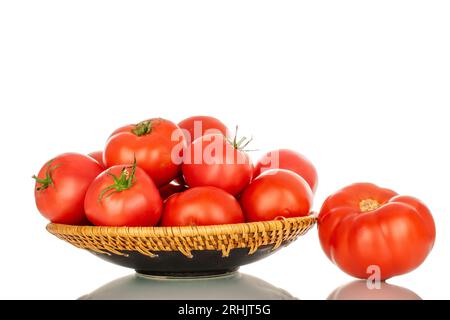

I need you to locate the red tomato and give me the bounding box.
[88,151,106,168]
[178,115,229,144]
[104,118,185,187]
[182,134,253,196]
[318,183,436,280]
[240,169,313,222]
[33,153,103,225]
[84,162,163,227]
[160,186,245,227]
[159,179,188,200]
[254,149,318,193]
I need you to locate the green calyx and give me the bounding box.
[98,157,137,203]
[32,160,60,191]
[228,126,254,151]
[132,120,153,136]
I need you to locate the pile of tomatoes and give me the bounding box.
[33,115,436,281]
[33,116,317,228]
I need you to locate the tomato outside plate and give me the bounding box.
[318,183,436,280]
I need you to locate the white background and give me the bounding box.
[1,1,449,300]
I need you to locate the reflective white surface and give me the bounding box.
[79,272,421,300]
[80,272,296,300]
[328,281,421,300]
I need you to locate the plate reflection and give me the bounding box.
[328,281,422,300]
[80,272,297,300]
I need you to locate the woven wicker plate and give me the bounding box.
[47,215,316,277]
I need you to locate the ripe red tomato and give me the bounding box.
[33,153,103,225]
[104,118,185,187]
[254,149,318,193]
[88,151,106,168]
[240,169,313,222]
[178,115,229,144]
[182,134,253,196]
[160,186,245,227]
[84,162,163,227]
[159,179,188,200]
[318,183,436,280]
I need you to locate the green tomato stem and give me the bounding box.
[98,157,138,203]
[32,160,60,191]
[131,120,153,136]
[227,125,254,151]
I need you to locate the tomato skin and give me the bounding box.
[240,169,313,222]
[84,165,163,227]
[160,186,245,227]
[318,183,436,280]
[254,149,318,193]
[104,118,185,187]
[178,116,228,144]
[159,179,188,200]
[88,151,106,168]
[182,134,253,196]
[34,153,103,225]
